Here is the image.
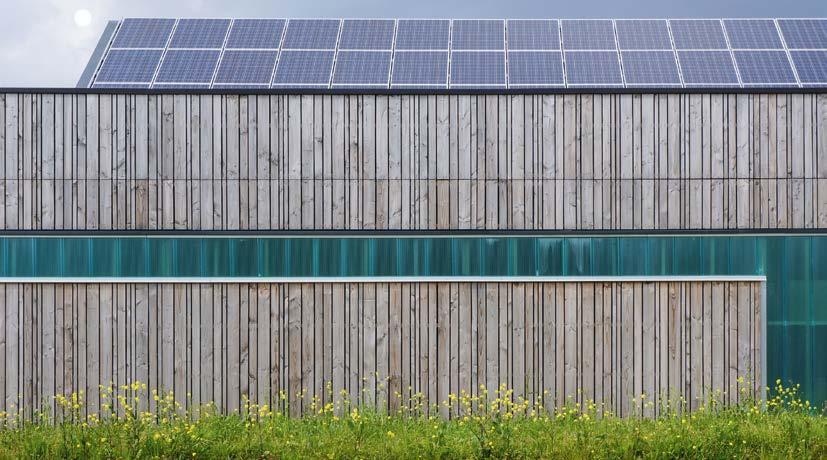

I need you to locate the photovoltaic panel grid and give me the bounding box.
[561,20,617,50]
[450,51,506,86]
[777,19,827,49]
[670,20,729,50]
[338,19,395,50]
[391,51,448,86]
[507,51,564,86]
[95,49,163,83]
[394,20,450,50]
[87,17,827,89]
[332,51,392,86]
[452,20,505,50]
[506,20,560,50]
[225,19,285,49]
[110,18,175,48]
[789,51,827,86]
[677,50,739,86]
[272,50,335,86]
[155,49,221,84]
[281,19,341,49]
[734,51,797,85]
[169,19,231,49]
[723,19,784,49]
[565,51,623,86]
[615,20,673,50]
[214,50,278,85]
[621,51,681,86]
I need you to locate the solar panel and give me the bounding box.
[225,19,285,49]
[564,51,623,85]
[450,51,506,86]
[338,19,395,50]
[152,83,211,89]
[777,19,827,49]
[561,20,617,50]
[282,19,341,49]
[394,19,450,50]
[272,50,335,86]
[92,83,151,89]
[615,20,673,50]
[507,51,564,86]
[111,18,175,49]
[95,49,163,83]
[155,49,221,84]
[789,51,827,85]
[506,20,560,50]
[670,20,728,50]
[733,50,797,85]
[332,51,392,86]
[723,19,783,49]
[621,51,681,85]
[677,50,739,86]
[168,19,231,49]
[451,20,505,50]
[391,51,448,86]
[214,50,278,84]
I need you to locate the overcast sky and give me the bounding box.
[2,0,825,87]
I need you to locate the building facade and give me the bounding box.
[0,91,823,418]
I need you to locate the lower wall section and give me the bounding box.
[0,281,763,418]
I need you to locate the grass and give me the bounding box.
[0,380,823,459]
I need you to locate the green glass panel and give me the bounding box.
[258,239,286,277]
[91,238,119,277]
[452,239,480,277]
[702,237,730,275]
[730,237,758,275]
[203,238,230,277]
[315,238,342,277]
[590,238,618,276]
[564,238,591,276]
[481,238,509,276]
[647,237,672,276]
[509,238,536,276]
[374,238,397,277]
[288,239,314,277]
[62,238,89,277]
[35,238,63,277]
[233,239,258,277]
[423,239,450,276]
[7,238,34,277]
[118,238,147,277]
[677,236,703,275]
[618,238,648,275]
[146,238,174,277]
[537,238,563,276]
[175,239,202,277]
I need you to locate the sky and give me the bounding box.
[1,0,825,87]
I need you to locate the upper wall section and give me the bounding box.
[0,92,825,231]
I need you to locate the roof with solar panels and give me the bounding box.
[77,18,827,90]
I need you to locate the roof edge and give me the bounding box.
[76,20,120,88]
[4,87,827,96]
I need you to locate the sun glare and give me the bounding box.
[74,9,92,28]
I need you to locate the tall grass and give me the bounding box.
[0,379,823,458]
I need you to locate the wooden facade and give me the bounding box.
[1,90,818,417]
[0,281,762,418]
[0,92,824,231]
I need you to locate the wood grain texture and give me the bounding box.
[0,281,762,418]
[0,93,824,230]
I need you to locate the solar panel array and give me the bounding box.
[90,18,827,89]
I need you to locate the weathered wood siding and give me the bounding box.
[0,93,824,230]
[0,281,762,418]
